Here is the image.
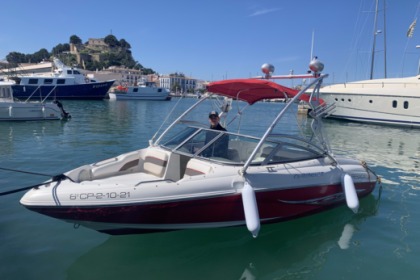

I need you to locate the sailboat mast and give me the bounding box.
[383,0,387,78]
[370,0,379,79]
[370,0,387,79]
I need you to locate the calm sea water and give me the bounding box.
[1,99,419,280]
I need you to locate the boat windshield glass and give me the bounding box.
[161,124,324,165]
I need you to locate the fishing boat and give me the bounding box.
[320,0,420,128]
[108,82,171,101]
[10,58,114,100]
[0,80,70,121]
[19,58,379,237]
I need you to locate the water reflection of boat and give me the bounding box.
[66,194,380,279]
[324,120,420,177]
[20,58,379,237]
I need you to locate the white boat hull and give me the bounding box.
[0,102,64,121]
[321,76,420,127]
[109,86,170,101]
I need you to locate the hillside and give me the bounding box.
[4,34,155,74]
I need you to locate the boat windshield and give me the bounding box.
[155,73,329,167]
[160,125,324,165]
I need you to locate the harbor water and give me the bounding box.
[1,98,419,280]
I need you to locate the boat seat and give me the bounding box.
[261,146,273,158]
[184,158,213,177]
[227,148,241,162]
[143,148,169,178]
[89,151,141,180]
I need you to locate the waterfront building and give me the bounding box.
[159,74,197,94]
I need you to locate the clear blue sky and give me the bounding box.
[1,0,420,83]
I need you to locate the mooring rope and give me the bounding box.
[0,166,54,178]
[361,160,381,184]
[0,167,71,196]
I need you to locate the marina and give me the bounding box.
[1,1,420,279]
[0,96,419,279]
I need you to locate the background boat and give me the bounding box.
[108,82,171,101]
[0,80,70,121]
[320,75,420,127]
[10,58,114,100]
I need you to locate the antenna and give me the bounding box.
[310,30,315,61]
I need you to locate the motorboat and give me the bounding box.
[108,82,171,101]
[20,58,379,237]
[0,80,71,121]
[10,58,114,100]
[320,0,420,128]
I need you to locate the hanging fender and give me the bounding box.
[241,181,260,238]
[341,173,359,214]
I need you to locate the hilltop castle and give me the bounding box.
[69,38,113,68]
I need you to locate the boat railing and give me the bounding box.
[24,85,58,103]
[310,101,336,118]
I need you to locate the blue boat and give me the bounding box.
[11,58,115,100]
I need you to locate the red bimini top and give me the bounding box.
[206,78,323,105]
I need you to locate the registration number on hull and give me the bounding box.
[69,192,131,200]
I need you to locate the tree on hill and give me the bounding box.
[6,49,49,64]
[32,48,49,61]
[5,52,25,66]
[52,44,70,55]
[119,39,131,49]
[70,35,82,45]
[104,35,119,47]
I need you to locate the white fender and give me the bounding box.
[341,173,359,213]
[241,181,260,238]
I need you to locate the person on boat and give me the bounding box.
[208,111,226,132]
[202,111,229,158]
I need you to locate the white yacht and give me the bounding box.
[320,75,420,128]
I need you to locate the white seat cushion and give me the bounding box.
[184,158,213,177]
[143,149,169,177]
